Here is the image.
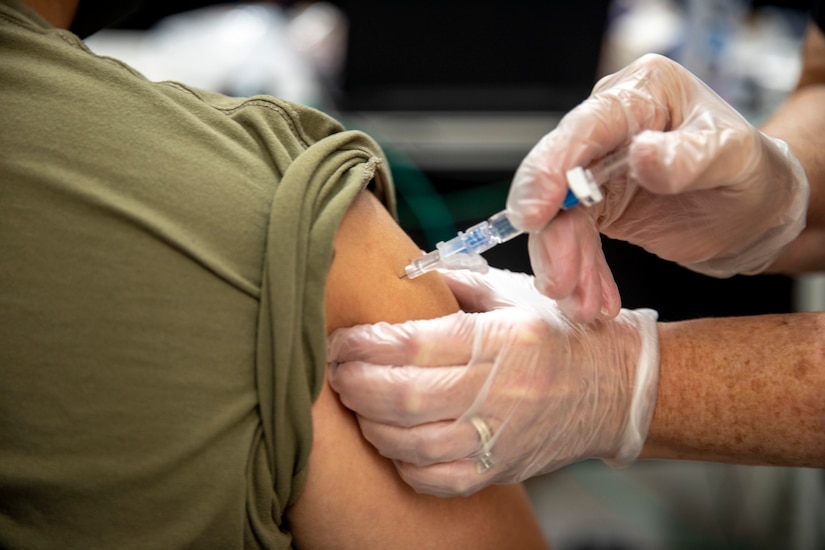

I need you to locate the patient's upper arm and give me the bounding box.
[285,190,548,548]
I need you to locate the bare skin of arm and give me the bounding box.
[764,22,825,273]
[641,23,825,466]
[641,313,825,466]
[286,190,549,549]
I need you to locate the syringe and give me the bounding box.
[401,148,629,279]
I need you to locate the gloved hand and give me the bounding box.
[327,267,660,497]
[508,53,809,322]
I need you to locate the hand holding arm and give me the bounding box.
[328,268,659,497]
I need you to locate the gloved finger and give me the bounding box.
[508,61,668,233]
[528,204,622,322]
[561,215,605,322]
[328,306,533,369]
[527,209,585,301]
[329,361,492,426]
[394,459,494,498]
[631,114,756,195]
[507,131,580,232]
[327,314,475,367]
[555,254,605,323]
[596,247,622,319]
[440,268,536,313]
[587,53,677,132]
[565,223,622,321]
[357,417,482,466]
[528,208,609,321]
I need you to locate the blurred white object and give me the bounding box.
[678,0,749,101]
[600,0,805,120]
[725,7,805,122]
[86,2,347,106]
[599,0,685,75]
[287,2,347,83]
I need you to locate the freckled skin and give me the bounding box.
[643,314,825,467]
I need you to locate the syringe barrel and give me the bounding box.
[405,249,442,278]
[438,221,494,257]
[587,147,629,186]
[436,210,521,259]
[487,211,521,243]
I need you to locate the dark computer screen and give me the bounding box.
[331,1,611,111]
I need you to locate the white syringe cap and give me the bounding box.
[565,166,604,206]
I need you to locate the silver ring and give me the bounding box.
[470,416,494,473]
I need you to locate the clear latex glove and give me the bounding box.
[327,267,659,497]
[508,53,809,322]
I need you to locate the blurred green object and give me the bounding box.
[383,145,513,249]
[383,145,457,247]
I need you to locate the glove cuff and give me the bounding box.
[603,308,660,467]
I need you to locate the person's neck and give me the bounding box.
[22,0,79,29]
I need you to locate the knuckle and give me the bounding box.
[395,383,426,421]
[391,371,445,424]
[513,314,549,345]
[637,52,671,70]
[412,431,452,464]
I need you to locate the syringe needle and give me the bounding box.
[398,273,408,279]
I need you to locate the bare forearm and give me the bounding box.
[763,23,825,273]
[762,84,825,273]
[640,313,825,466]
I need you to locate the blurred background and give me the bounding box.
[85,1,824,548]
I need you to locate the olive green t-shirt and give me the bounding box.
[0,1,394,548]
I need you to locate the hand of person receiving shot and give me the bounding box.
[328,266,659,497]
[508,53,809,322]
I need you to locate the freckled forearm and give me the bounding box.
[640,313,825,467]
